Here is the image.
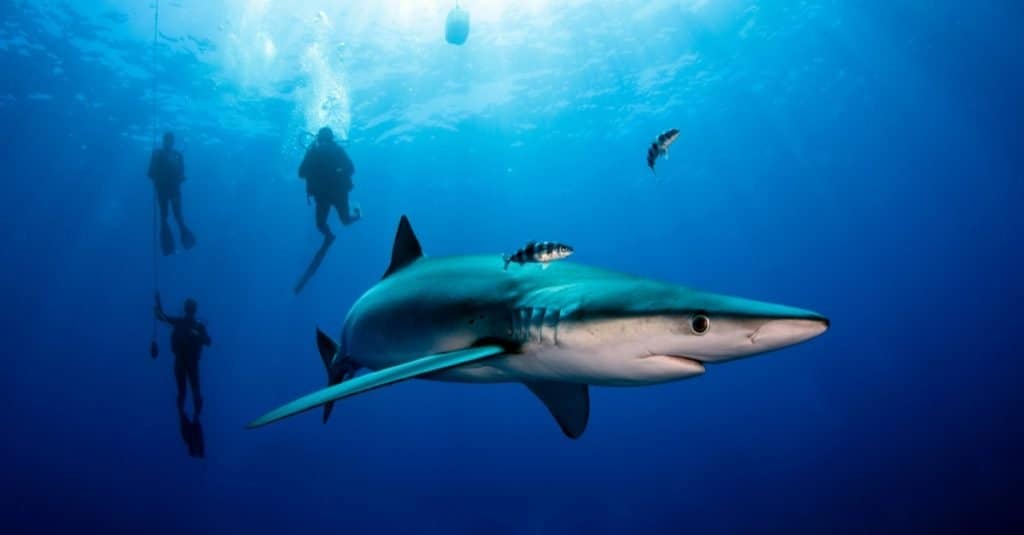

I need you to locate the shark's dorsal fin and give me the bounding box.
[382,215,423,279]
[525,382,590,439]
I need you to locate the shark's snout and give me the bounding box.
[750,317,829,348]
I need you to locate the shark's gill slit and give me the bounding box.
[531,307,546,342]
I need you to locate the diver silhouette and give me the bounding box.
[293,126,362,294]
[298,126,361,241]
[148,131,196,255]
[154,292,210,458]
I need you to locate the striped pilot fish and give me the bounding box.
[503,241,574,271]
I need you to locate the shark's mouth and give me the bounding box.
[641,351,702,363]
[663,354,705,365]
[641,354,706,377]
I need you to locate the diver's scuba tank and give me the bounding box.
[297,131,316,151]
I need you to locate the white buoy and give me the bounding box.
[445,3,470,45]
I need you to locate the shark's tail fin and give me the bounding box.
[316,328,345,423]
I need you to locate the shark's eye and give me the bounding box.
[690,314,710,335]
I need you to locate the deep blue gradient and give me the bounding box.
[2,1,1021,533]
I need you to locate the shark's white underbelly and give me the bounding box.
[348,306,706,386]
[348,297,708,385]
[433,346,706,386]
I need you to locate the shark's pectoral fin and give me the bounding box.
[247,345,505,429]
[524,382,590,439]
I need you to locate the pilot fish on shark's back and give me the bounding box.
[503,241,574,271]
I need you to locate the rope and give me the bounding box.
[150,0,160,353]
[151,0,159,141]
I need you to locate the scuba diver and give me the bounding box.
[148,131,196,256]
[154,292,210,458]
[292,126,362,295]
[298,126,361,243]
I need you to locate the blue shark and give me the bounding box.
[248,216,829,438]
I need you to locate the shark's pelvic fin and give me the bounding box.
[316,328,342,423]
[247,345,505,429]
[382,215,424,279]
[524,382,590,439]
[316,328,337,368]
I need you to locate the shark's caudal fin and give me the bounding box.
[247,345,506,429]
[316,328,342,423]
[524,382,590,439]
[382,215,423,279]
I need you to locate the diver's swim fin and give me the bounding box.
[161,225,175,256]
[191,419,205,459]
[247,345,505,429]
[178,412,194,455]
[180,227,196,250]
[293,235,335,295]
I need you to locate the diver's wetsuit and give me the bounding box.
[167,317,211,414]
[298,140,358,237]
[148,148,186,229]
[148,147,195,254]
